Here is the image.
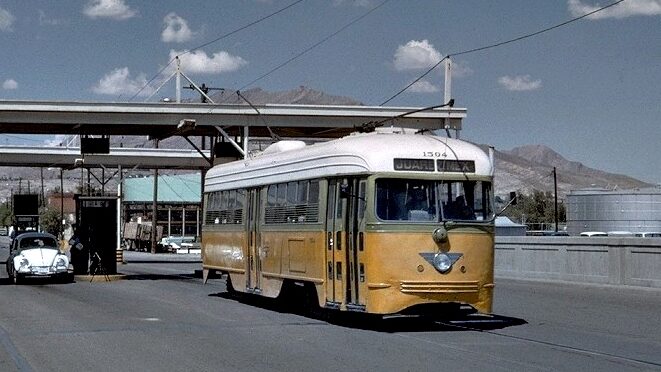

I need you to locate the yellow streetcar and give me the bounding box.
[202,127,495,316]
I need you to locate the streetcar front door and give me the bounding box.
[246,188,261,291]
[325,178,366,310]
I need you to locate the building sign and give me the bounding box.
[81,200,112,208]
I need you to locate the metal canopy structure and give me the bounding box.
[0,100,465,139]
[0,146,209,169]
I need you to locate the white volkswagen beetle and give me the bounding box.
[6,232,73,284]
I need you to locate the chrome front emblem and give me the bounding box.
[419,252,463,274]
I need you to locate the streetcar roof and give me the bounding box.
[205,129,493,191]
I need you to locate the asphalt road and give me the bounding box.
[1,236,660,372]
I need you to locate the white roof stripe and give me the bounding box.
[205,130,492,191]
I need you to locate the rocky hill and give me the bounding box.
[206,86,363,106]
[492,144,651,197]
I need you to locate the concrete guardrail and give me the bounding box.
[495,236,661,289]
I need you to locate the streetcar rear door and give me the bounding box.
[325,179,345,307]
[246,188,261,291]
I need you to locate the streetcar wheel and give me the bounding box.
[303,283,325,320]
[225,274,236,295]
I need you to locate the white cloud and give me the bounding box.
[91,67,154,96]
[169,49,248,74]
[83,0,137,20]
[162,13,194,43]
[2,79,18,90]
[393,39,442,71]
[0,7,15,31]
[408,80,440,93]
[498,75,542,91]
[568,0,661,19]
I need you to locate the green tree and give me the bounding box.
[503,189,566,227]
[39,207,61,236]
[0,203,12,226]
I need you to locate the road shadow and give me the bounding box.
[209,289,527,333]
[120,269,222,281]
[122,273,199,281]
[0,276,74,286]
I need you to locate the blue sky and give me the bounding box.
[0,0,660,184]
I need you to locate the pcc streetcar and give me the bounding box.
[202,127,496,315]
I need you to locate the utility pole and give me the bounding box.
[184,83,223,103]
[553,167,558,232]
[40,167,45,207]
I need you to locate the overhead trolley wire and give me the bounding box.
[128,0,306,102]
[380,0,626,105]
[238,0,392,91]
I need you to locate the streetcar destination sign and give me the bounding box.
[437,160,475,172]
[393,158,435,172]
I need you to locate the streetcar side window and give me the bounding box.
[440,181,493,221]
[264,180,320,224]
[204,189,245,225]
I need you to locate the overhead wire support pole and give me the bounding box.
[444,57,458,139]
[184,83,224,103]
[176,57,181,103]
[143,69,178,103]
[243,126,249,159]
[179,71,216,104]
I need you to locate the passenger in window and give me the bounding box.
[406,188,428,211]
[446,195,475,220]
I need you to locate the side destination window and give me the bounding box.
[264,180,320,224]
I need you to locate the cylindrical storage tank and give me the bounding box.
[567,187,661,235]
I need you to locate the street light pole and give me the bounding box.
[60,168,64,237]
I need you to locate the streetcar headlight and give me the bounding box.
[432,227,448,244]
[433,253,452,273]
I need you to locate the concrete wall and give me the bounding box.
[495,236,661,288]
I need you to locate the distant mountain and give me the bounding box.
[0,87,651,201]
[491,144,651,197]
[205,86,363,106]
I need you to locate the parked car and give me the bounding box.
[635,232,661,238]
[607,231,635,237]
[5,232,73,284]
[580,231,607,237]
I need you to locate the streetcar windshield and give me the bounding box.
[375,179,494,222]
